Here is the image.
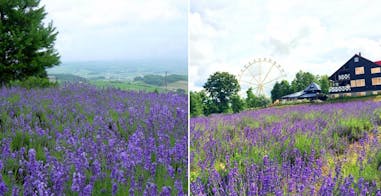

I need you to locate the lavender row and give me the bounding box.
[0,84,188,195]
[191,100,381,195]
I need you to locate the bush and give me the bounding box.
[373,109,381,125]
[336,118,373,142]
[9,76,57,89]
[376,149,381,171]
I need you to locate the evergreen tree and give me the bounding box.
[0,0,60,84]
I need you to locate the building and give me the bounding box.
[281,82,326,100]
[328,53,381,97]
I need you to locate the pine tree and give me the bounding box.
[0,0,60,84]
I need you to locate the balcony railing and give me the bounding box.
[329,86,351,93]
[338,74,350,80]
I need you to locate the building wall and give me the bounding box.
[329,90,381,98]
[329,55,381,94]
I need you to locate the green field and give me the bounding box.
[89,80,163,92]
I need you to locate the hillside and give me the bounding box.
[0,84,188,195]
[50,73,88,83]
[191,98,381,195]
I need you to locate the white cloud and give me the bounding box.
[190,0,381,96]
[40,0,187,61]
[43,0,184,27]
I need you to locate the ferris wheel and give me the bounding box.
[237,58,286,96]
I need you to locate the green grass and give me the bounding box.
[341,159,381,183]
[167,80,188,91]
[337,118,373,142]
[90,80,161,92]
[90,79,187,93]
[10,131,31,152]
[293,133,321,158]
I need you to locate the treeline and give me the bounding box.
[191,88,271,117]
[50,74,88,83]
[134,74,187,86]
[271,71,329,101]
[191,71,331,117]
[190,72,271,117]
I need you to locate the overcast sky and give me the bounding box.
[41,0,187,62]
[190,0,381,94]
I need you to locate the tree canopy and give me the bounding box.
[203,72,240,113]
[317,75,330,94]
[190,91,203,117]
[231,94,245,113]
[291,71,316,92]
[271,71,330,102]
[0,0,60,84]
[271,80,292,101]
[246,87,271,108]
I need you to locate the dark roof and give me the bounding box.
[281,91,304,99]
[329,54,380,80]
[281,82,321,99]
[299,93,318,98]
[304,82,321,93]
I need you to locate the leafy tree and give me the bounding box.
[203,72,240,113]
[271,72,329,102]
[0,0,60,84]
[255,95,271,108]
[246,87,271,108]
[190,91,203,117]
[271,80,292,102]
[291,71,316,92]
[271,82,281,102]
[199,90,218,116]
[231,94,245,113]
[246,87,257,108]
[278,80,292,97]
[317,75,330,94]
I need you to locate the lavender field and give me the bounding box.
[191,99,381,195]
[0,84,187,195]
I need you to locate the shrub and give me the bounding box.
[294,133,320,157]
[9,76,57,89]
[336,118,373,142]
[376,149,381,171]
[373,108,381,125]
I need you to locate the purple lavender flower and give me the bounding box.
[1,84,187,194]
[160,186,172,196]
[191,99,381,195]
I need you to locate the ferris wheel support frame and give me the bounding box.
[237,58,286,96]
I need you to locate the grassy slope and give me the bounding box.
[191,97,381,194]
